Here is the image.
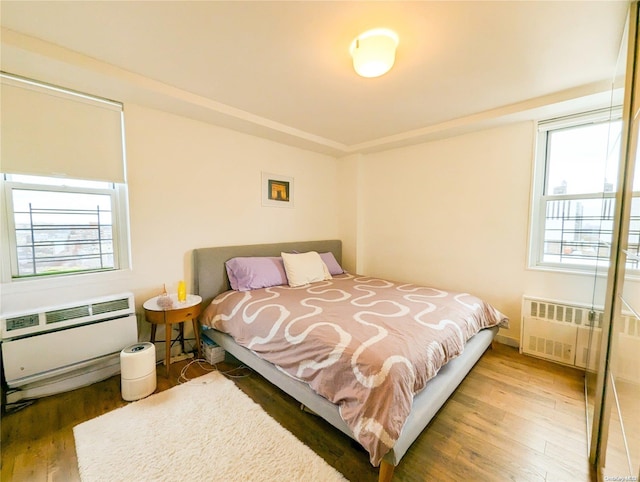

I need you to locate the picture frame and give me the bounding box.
[261,172,294,208]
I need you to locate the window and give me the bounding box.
[530,109,640,273]
[0,73,130,282]
[2,175,129,278]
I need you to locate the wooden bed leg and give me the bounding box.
[491,339,497,350]
[378,460,395,482]
[299,403,317,416]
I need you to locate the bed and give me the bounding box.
[193,239,506,482]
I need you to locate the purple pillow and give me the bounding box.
[319,252,344,275]
[225,257,288,291]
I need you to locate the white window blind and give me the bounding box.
[0,73,125,183]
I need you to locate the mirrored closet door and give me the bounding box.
[583,2,630,463]
[590,2,640,479]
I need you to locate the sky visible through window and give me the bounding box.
[546,121,622,195]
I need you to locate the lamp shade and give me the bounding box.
[349,29,399,78]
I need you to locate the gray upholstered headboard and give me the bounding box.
[192,239,342,308]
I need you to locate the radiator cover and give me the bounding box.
[521,297,601,368]
[520,296,639,383]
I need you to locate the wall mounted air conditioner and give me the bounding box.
[1,292,138,407]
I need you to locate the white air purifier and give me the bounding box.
[120,342,156,401]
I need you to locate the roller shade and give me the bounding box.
[0,73,125,183]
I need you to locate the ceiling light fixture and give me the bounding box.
[349,28,399,78]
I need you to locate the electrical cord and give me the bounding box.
[177,357,252,385]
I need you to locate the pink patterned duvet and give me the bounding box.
[201,274,508,465]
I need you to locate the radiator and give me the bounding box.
[1,292,138,406]
[521,297,640,382]
[521,296,600,367]
[615,316,640,383]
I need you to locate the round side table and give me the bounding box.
[143,293,202,375]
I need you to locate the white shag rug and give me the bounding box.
[73,371,347,482]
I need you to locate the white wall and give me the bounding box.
[3,101,631,350]
[1,103,341,351]
[124,104,340,302]
[353,121,617,344]
[336,153,362,273]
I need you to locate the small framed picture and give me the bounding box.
[262,172,294,208]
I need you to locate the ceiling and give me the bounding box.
[0,1,631,156]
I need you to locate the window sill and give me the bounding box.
[527,263,640,281]
[1,268,134,297]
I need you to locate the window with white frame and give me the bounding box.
[530,108,640,272]
[2,175,129,278]
[0,73,130,281]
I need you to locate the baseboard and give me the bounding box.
[494,334,519,348]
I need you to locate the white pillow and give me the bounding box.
[281,251,332,287]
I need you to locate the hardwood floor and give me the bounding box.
[1,344,596,481]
